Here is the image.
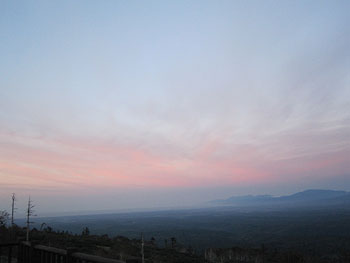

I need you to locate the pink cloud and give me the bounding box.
[1,130,349,194]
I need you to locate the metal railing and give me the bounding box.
[0,242,18,263]
[1,242,126,263]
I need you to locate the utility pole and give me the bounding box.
[11,193,16,226]
[26,196,35,241]
[141,233,144,263]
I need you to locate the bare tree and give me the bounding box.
[11,193,16,226]
[26,196,36,241]
[40,222,47,231]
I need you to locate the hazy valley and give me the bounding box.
[12,189,350,262]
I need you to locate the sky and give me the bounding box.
[1,0,350,215]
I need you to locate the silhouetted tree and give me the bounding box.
[141,233,144,263]
[26,196,36,241]
[82,226,90,236]
[40,222,47,231]
[188,245,194,255]
[171,237,177,248]
[11,193,17,226]
[0,210,9,227]
[150,237,156,245]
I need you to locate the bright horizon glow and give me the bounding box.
[1,0,350,214]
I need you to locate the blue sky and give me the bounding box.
[0,1,350,214]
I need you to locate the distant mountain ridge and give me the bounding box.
[210,189,350,207]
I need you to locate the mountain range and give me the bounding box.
[210,189,350,207]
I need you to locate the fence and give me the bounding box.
[0,242,126,263]
[0,242,18,263]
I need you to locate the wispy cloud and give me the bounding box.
[0,0,349,212]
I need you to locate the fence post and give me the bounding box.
[30,241,40,263]
[16,238,25,263]
[17,243,22,263]
[8,246,12,263]
[66,248,77,263]
[21,242,27,263]
[28,242,33,263]
[20,243,27,263]
[20,242,26,263]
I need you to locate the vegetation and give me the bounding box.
[0,210,9,227]
[2,223,350,262]
[2,192,350,262]
[0,223,202,262]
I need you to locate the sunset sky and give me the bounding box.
[1,1,350,215]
